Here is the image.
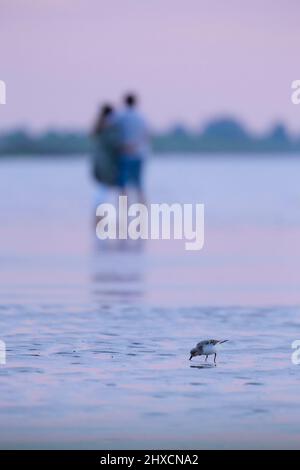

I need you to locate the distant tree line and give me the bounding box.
[1,118,300,156]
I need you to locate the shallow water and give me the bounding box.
[0,155,300,449]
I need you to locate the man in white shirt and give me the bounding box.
[117,93,149,203]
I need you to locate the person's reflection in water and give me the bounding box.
[90,247,146,304]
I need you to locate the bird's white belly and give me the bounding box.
[202,344,217,355]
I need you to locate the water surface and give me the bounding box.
[0,155,300,449]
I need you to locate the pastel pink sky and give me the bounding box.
[1,0,300,133]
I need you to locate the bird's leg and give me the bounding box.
[214,353,217,364]
[205,355,208,362]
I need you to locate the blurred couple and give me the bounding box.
[91,93,149,211]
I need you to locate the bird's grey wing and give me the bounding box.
[209,339,229,345]
[209,339,220,345]
[196,340,210,349]
[199,339,216,345]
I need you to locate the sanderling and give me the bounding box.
[189,339,228,364]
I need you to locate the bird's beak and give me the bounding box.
[189,354,193,360]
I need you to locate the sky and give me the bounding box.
[0,0,300,133]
